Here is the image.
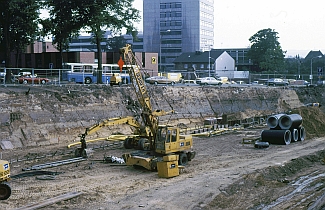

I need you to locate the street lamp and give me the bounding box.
[206,45,213,77]
[310,55,322,85]
[160,30,170,72]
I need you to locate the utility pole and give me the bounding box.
[206,44,213,77]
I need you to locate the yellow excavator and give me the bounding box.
[119,44,196,171]
[0,160,11,200]
[73,44,195,172]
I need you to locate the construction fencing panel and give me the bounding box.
[0,68,67,86]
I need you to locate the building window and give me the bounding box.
[162,48,182,53]
[162,40,181,44]
[160,21,167,27]
[175,2,182,8]
[184,64,188,69]
[160,11,182,18]
[160,2,182,9]
[170,21,182,26]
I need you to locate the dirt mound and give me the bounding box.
[291,106,325,139]
[204,150,325,210]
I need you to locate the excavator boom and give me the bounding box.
[120,44,159,144]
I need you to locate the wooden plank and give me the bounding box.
[15,191,83,210]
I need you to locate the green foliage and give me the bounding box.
[284,55,305,76]
[248,28,286,72]
[43,0,84,53]
[0,0,40,68]
[44,0,140,83]
[78,0,140,83]
[107,36,129,52]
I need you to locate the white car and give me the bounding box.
[196,77,222,85]
[266,78,289,86]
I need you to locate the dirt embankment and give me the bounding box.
[204,105,325,210]
[0,85,314,149]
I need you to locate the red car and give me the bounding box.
[18,75,49,84]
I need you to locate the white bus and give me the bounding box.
[62,63,132,84]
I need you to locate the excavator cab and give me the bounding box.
[155,126,193,155]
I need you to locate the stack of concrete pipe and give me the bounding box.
[262,113,306,145]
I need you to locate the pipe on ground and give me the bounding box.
[261,130,291,145]
[298,126,306,141]
[266,114,287,129]
[278,114,302,130]
[290,128,298,142]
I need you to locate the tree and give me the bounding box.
[77,0,140,83]
[42,0,85,68]
[0,0,40,82]
[44,0,140,83]
[107,36,129,52]
[248,28,286,73]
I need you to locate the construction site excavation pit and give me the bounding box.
[1,85,325,210]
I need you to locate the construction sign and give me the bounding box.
[318,67,323,76]
[151,57,157,64]
[118,56,124,72]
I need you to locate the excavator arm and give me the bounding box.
[81,116,143,137]
[73,116,144,157]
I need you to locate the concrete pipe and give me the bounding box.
[298,126,306,141]
[261,129,291,145]
[266,114,287,129]
[278,114,302,130]
[290,128,299,142]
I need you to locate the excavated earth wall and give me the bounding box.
[0,85,323,149]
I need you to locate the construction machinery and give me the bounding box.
[73,112,174,157]
[0,160,11,200]
[73,44,195,171]
[74,116,145,157]
[119,44,196,171]
[109,73,122,86]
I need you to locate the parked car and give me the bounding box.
[145,76,176,85]
[250,81,264,85]
[236,81,246,85]
[0,72,5,82]
[18,75,49,84]
[196,77,222,85]
[266,78,289,86]
[304,81,311,86]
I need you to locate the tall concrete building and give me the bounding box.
[143,0,214,71]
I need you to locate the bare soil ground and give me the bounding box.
[1,85,325,210]
[2,106,325,210]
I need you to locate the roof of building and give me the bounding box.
[305,50,323,60]
[174,50,225,63]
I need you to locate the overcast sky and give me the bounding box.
[133,0,325,58]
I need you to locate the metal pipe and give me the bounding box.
[278,114,302,130]
[290,128,298,142]
[298,126,306,141]
[266,114,286,129]
[261,130,291,145]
